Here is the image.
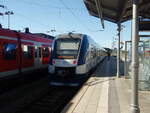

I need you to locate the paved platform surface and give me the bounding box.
[62,57,150,113]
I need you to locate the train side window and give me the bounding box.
[28,46,33,58]
[39,47,41,58]
[23,45,33,59]
[34,46,37,58]
[3,43,16,60]
[43,47,49,57]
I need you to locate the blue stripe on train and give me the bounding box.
[78,35,89,65]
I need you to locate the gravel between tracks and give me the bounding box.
[0,76,80,113]
[0,77,49,113]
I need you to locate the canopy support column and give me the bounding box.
[124,41,127,78]
[131,0,140,113]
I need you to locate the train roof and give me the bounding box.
[56,33,105,49]
[33,33,55,40]
[0,28,53,44]
[56,33,85,39]
[0,27,55,39]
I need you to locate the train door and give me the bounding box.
[34,46,39,69]
[21,44,34,72]
[34,46,42,69]
[42,46,51,64]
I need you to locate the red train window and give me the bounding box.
[3,43,16,60]
[43,47,49,58]
[34,46,38,58]
[39,47,41,58]
[23,45,33,59]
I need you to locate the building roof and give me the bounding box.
[84,0,150,24]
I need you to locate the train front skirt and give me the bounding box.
[48,73,88,86]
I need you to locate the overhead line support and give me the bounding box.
[94,0,105,29]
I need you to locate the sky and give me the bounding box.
[0,0,132,48]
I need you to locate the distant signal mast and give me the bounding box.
[0,5,7,15]
[0,5,5,8]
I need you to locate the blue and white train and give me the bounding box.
[48,33,106,86]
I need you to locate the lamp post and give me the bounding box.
[5,11,14,29]
[0,5,6,9]
[0,5,5,28]
[116,24,125,77]
[116,23,121,77]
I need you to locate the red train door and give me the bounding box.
[34,46,42,69]
[21,43,34,73]
[42,46,51,64]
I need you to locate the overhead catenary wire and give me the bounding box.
[16,12,50,28]
[4,0,72,33]
[58,0,92,32]
[2,0,103,37]
[14,0,85,11]
[15,11,74,34]
[17,0,91,33]
[4,6,51,29]
[19,0,89,34]
[58,0,103,40]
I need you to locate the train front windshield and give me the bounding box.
[54,38,81,59]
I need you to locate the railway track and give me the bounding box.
[0,70,91,113]
[15,86,79,113]
[0,74,80,113]
[0,71,47,94]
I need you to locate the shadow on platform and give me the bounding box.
[85,56,125,86]
[94,56,124,77]
[84,77,115,86]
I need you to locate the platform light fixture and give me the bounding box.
[5,11,14,29]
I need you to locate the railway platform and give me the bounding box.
[62,56,150,113]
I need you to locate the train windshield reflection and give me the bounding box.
[54,38,81,59]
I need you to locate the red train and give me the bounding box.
[0,28,54,79]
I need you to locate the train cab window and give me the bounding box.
[43,47,49,57]
[55,38,81,59]
[3,43,16,60]
[23,45,33,59]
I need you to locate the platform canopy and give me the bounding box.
[84,0,150,27]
